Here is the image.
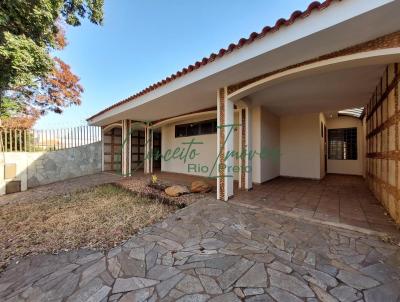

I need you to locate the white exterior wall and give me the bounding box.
[280,113,321,179]
[161,126,217,177]
[251,107,262,183]
[260,107,280,182]
[0,152,29,195]
[326,116,364,175]
[250,106,280,183]
[161,115,239,179]
[160,110,366,182]
[233,113,240,181]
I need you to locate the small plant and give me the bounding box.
[151,174,158,184]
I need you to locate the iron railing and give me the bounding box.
[0,126,101,152]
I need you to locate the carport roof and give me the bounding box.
[87,0,400,126]
[87,0,337,122]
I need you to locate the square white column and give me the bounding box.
[238,105,253,190]
[217,87,234,201]
[244,106,253,190]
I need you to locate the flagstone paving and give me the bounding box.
[0,197,400,301]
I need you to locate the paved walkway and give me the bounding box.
[235,174,399,235]
[1,197,399,301]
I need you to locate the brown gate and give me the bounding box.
[103,127,122,173]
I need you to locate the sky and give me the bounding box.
[35,0,311,129]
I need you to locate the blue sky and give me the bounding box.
[36,0,311,129]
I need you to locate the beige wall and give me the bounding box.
[260,107,280,182]
[251,106,280,183]
[326,116,364,176]
[280,113,321,179]
[251,107,262,183]
[159,106,279,183]
[161,125,217,178]
[162,109,367,183]
[161,115,239,179]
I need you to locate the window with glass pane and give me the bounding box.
[175,125,187,137]
[186,123,199,136]
[200,120,215,134]
[328,127,357,160]
[175,119,217,138]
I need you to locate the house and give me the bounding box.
[88,0,400,224]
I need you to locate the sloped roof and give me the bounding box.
[88,0,339,121]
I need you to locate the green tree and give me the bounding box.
[0,0,104,128]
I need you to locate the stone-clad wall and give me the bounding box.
[0,142,102,194]
[27,142,102,188]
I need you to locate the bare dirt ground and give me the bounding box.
[0,184,176,270]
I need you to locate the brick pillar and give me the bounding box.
[121,119,131,177]
[238,105,253,190]
[217,87,234,201]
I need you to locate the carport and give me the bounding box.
[88,0,400,227]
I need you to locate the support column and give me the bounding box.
[101,127,105,172]
[238,105,253,190]
[150,128,153,173]
[127,121,132,175]
[121,119,131,177]
[217,87,234,201]
[144,127,153,174]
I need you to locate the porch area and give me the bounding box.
[234,174,399,235]
[90,31,400,232]
[144,172,399,236]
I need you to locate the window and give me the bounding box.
[200,120,216,134]
[186,123,199,136]
[175,125,187,137]
[328,127,357,160]
[175,119,217,137]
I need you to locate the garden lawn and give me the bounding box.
[0,184,176,270]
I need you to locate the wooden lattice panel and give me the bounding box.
[103,127,122,172]
[366,63,400,224]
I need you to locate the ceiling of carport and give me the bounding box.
[247,64,385,116]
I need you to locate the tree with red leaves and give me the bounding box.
[35,57,83,115]
[0,0,104,129]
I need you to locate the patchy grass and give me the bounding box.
[0,184,176,270]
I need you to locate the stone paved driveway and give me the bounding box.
[235,175,399,235]
[1,197,400,302]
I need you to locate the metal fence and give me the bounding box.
[0,126,101,152]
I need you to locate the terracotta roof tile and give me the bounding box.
[88,0,339,121]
